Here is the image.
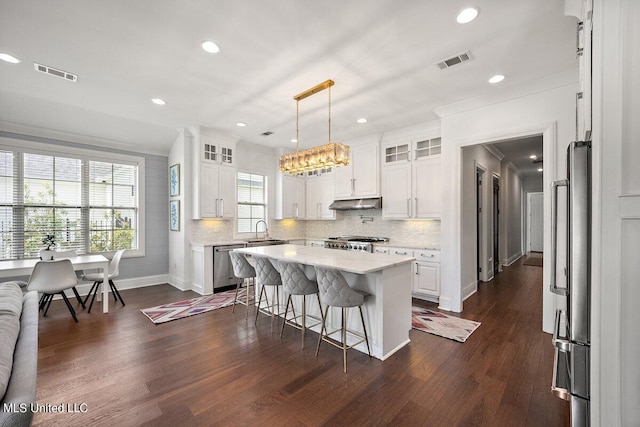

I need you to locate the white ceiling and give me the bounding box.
[0,0,578,155]
[489,135,544,178]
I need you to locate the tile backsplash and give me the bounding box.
[192,210,440,248]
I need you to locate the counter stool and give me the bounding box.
[278,260,323,349]
[314,266,371,373]
[229,251,256,319]
[253,256,283,332]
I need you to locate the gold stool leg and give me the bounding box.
[280,295,292,338]
[316,306,329,357]
[301,295,306,349]
[232,279,241,314]
[359,306,371,357]
[342,308,348,373]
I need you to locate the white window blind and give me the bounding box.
[0,149,138,260]
[237,172,266,233]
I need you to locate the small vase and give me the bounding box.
[40,249,55,261]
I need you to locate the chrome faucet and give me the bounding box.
[255,220,269,239]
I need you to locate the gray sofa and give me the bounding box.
[0,282,38,427]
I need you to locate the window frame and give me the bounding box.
[0,136,145,258]
[236,170,268,236]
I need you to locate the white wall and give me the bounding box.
[461,145,501,296]
[500,163,523,265]
[437,79,577,329]
[168,130,188,289]
[593,0,640,423]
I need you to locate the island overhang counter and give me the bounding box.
[233,244,415,360]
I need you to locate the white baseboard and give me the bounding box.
[463,281,478,301]
[75,274,169,295]
[438,296,453,312]
[167,276,192,292]
[502,251,523,267]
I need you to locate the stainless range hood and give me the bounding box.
[328,197,382,210]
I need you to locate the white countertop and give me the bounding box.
[191,241,247,248]
[234,244,414,275]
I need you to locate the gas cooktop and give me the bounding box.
[326,236,389,243]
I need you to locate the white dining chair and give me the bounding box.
[27,259,82,322]
[35,249,86,309]
[82,249,126,313]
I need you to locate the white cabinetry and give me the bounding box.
[381,163,412,219]
[413,157,442,218]
[334,143,379,199]
[276,175,305,219]
[198,163,236,218]
[305,173,335,220]
[412,250,440,301]
[193,133,237,219]
[575,0,593,141]
[381,137,442,219]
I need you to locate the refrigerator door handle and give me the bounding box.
[550,178,569,295]
[552,309,571,351]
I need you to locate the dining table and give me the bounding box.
[0,254,111,313]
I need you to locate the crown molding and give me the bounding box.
[0,120,169,157]
[483,144,505,161]
[433,69,578,118]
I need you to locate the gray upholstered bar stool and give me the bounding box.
[229,251,256,318]
[253,255,283,332]
[314,266,371,373]
[278,260,323,349]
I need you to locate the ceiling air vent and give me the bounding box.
[33,62,78,82]
[435,51,473,70]
[260,131,273,136]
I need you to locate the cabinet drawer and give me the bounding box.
[387,247,412,256]
[414,250,440,262]
[372,247,389,254]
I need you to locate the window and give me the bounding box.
[0,146,140,260]
[237,172,266,234]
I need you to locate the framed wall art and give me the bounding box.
[169,163,180,196]
[169,199,180,231]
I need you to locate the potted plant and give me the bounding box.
[40,234,56,260]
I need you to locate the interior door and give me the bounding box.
[493,175,500,275]
[529,192,544,252]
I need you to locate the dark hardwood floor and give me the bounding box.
[33,255,569,426]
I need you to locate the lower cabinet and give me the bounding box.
[412,250,441,302]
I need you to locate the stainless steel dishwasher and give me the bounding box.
[212,243,245,290]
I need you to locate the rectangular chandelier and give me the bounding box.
[279,80,351,174]
[279,142,350,174]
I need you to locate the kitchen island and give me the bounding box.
[234,244,414,360]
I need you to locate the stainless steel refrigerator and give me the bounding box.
[550,140,591,425]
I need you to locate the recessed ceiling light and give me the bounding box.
[357,118,368,124]
[456,7,479,24]
[236,122,246,127]
[201,41,220,54]
[538,168,544,172]
[0,53,21,64]
[151,98,166,105]
[291,139,298,143]
[530,155,537,160]
[489,74,505,84]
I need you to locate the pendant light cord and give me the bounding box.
[328,85,332,144]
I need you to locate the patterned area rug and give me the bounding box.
[141,289,248,324]
[412,307,481,343]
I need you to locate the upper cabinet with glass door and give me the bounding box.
[200,134,236,166]
[381,133,442,219]
[383,137,441,165]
